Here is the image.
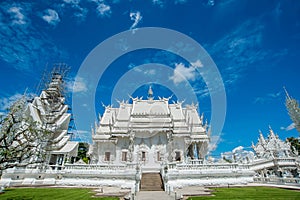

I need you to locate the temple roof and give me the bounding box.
[252,127,292,158]
[94,90,208,138]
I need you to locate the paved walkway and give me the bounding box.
[135,191,174,200]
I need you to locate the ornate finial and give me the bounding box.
[94,120,98,129]
[268,125,272,130]
[269,125,276,136]
[258,130,265,144]
[91,125,95,135]
[148,85,153,100]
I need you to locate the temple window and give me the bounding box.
[104,152,111,161]
[157,151,161,161]
[142,151,146,161]
[175,151,181,161]
[122,151,127,162]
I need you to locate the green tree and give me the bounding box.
[0,97,50,178]
[76,142,89,164]
[287,137,300,154]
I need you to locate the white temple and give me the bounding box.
[252,127,296,159]
[1,70,299,194]
[88,87,209,169]
[251,127,299,179]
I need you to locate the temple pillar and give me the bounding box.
[128,132,135,162]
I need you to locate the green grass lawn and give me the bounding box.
[0,188,119,200]
[187,187,300,200]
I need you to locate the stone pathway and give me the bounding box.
[135,187,213,200]
[135,191,174,200]
[174,186,212,199]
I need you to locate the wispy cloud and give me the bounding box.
[152,0,188,7]
[280,123,295,131]
[67,77,88,93]
[42,9,60,26]
[129,11,142,32]
[152,0,165,8]
[207,18,288,88]
[8,6,27,25]
[91,1,111,17]
[62,0,88,21]
[207,0,215,7]
[194,87,209,98]
[169,61,203,84]
[175,0,188,5]
[221,145,255,163]
[0,2,68,72]
[253,91,282,104]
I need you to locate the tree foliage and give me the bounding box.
[0,97,49,173]
[287,137,300,154]
[76,143,89,164]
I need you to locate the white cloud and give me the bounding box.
[169,63,198,84]
[96,3,111,17]
[129,11,142,32]
[67,77,88,93]
[131,67,156,75]
[191,59,203,68]
[8,6,27,25]
[207,18,288,88]
[207,0,215,7]
[42,9,60,26]
[63,0,80,3]
[195,87,210,98]
[0,2,68,72]
[267,92,281,98]
[144,69,156,75]
[253,91,282,104]
[62,0,88,21]
[175,0,188,4]
[152,0,165,8]
[280,123,295,131]
[221,146,255,163]
[128,63,136,69]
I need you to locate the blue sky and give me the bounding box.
[0,0,299,156]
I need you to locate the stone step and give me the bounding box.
[140,173,164,191]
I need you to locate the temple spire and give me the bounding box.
[148,86,153,100]
[258,130,266,144]
[268,125,276,138]
[283,86,291,100]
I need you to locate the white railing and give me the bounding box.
[168,162,251,170]
[250,158,297,170]
[4,163,139,175]
[63,163,137,171]
[253,177,300,185]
